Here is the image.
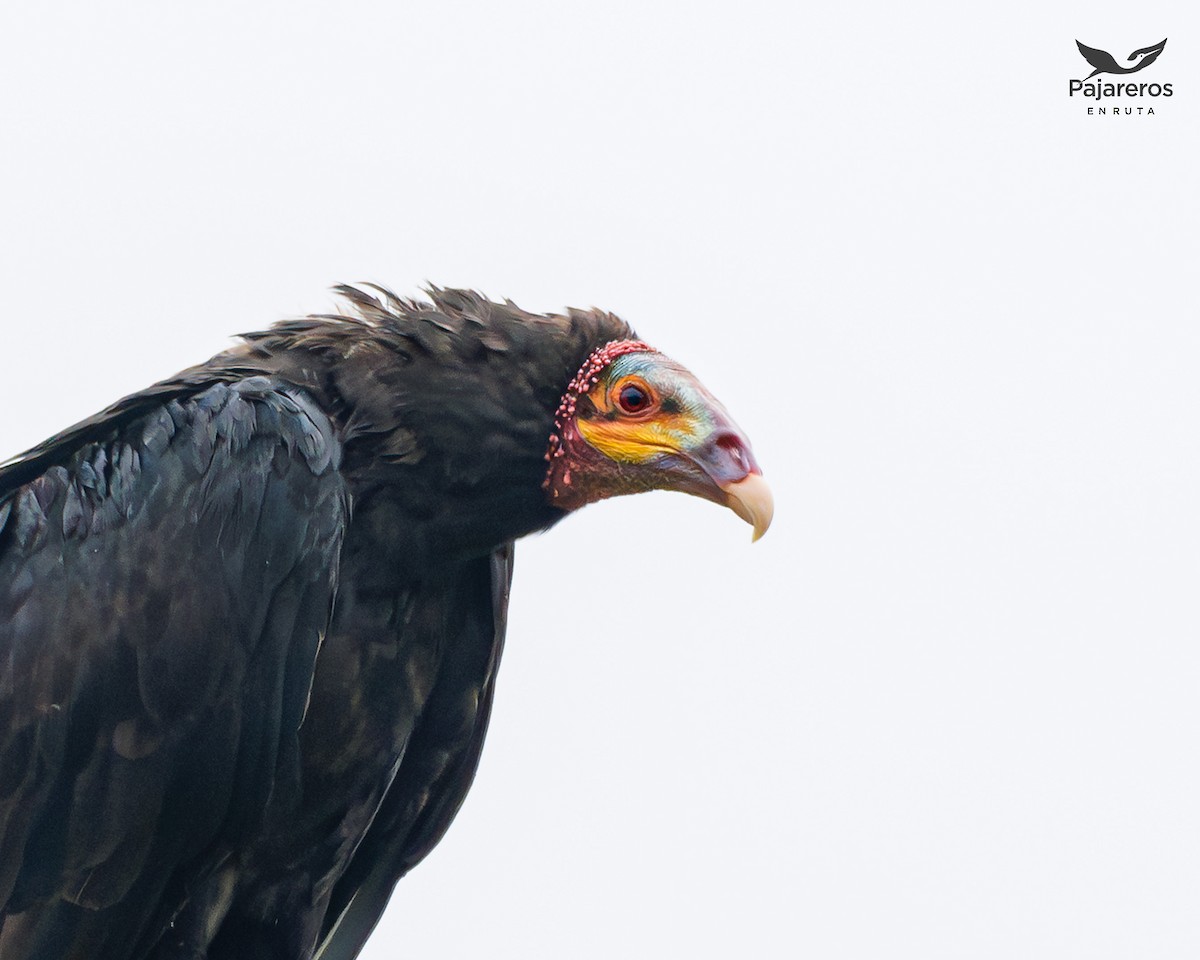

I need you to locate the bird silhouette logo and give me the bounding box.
[1075,38,1167,80]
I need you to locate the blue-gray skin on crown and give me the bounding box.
[0,285,770,960]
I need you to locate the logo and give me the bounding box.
[1076,38,1167,79]
[1068,37,1173,115]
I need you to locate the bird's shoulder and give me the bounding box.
[0,376,350,939]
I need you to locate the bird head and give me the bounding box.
[1129,38,1167,64]
[543,339,773,540]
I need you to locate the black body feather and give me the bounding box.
[0,288,634,959]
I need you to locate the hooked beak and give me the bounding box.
[558,352,773,539]
[678,427,773,542]
[721,473,774,542]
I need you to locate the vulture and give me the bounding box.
[0,285,772,960]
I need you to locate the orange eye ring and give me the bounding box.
[611,378,657,416]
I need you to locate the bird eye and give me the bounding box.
[617,382,651,414]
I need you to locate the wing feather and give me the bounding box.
[315,543,514,960]
[1075,40,1119,73]
[0,378,349,960]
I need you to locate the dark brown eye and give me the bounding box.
[617,383,650,413]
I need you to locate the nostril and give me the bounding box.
[695,431,761,485]
[715,433,750,473]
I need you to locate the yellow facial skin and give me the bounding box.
[574,359,713,465]
[551,350,773,541]
[575,390,693,464]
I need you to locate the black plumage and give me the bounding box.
[0,287,636,959]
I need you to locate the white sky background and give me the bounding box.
[1,1,1199,957]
